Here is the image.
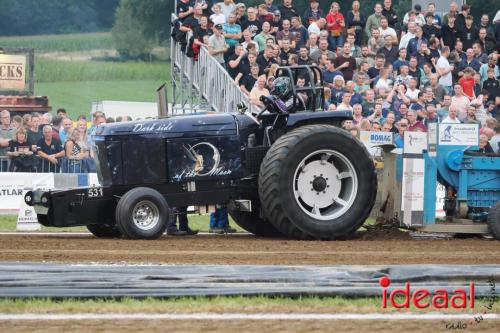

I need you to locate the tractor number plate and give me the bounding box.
[87,188,104,198]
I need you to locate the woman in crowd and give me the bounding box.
[6,128,36,172]
[63,128,88,173]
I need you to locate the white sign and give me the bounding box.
[0,54,27,90]
[359,131,394,156]
[16,173,55,231]
[401,158,425,226]
[438,124,479,146]
[403,132,428,155]
[0,173,53,211]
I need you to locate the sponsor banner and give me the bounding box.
[0,54,26,90]
[0,173,100,212]
[16,173,55,231]
[401,158,425,227]
[438,124,479,146]
[359,131,393,156]
[403,132,428,155]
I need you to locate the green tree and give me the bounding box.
[0,0,119,36]
[112,0,154,59]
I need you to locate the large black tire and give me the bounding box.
[115,187,169,240]
[258,125,377,240]
[228,208,282,237]
[86,224,122,238]
[487,202,500,240]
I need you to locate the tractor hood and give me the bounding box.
[95,113,238,138]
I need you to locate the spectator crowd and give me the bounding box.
[0,108,132,173]
[175,0,500,152]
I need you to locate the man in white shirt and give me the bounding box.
[308,18,325,36]
[405,78,420,102]
[435,46,454,94]
[378,17,397,43]
[399,22,416,49]
[450,85,471,121]
[219,0,236,20]
[441,107,461,123]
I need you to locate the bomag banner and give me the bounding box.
[0,54,26,90]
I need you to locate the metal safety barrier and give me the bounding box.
[170,14,259,115]
[0,155,89,174]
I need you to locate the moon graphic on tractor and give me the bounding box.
[183,142,221,176]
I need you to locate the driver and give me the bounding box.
[265,76,306,113]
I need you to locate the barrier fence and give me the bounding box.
[0,156,90,174]
[170,13,260,115]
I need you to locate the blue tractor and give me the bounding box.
[420,123,499,238]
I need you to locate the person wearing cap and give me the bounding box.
[303,0,324,28]
[208,24,229,67]
[278,0,298,22]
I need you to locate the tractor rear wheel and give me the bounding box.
[258,125,377,240]
[487,202,500,240]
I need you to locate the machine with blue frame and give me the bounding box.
[421,123,499,238]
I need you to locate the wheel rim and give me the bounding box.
[293,149,358,221]
[132,200,160,231]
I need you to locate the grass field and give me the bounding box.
[36,80,170,118]
[0,214,243,233]
[0,296,497,314]
[0,32,114,53]
[0,32,173,117]
[36,58,169,82]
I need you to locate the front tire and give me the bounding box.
[115,187,169,240]
[87,224,122,238]
[258,125,377,240]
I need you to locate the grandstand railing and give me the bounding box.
[1,155,89,173]
[170,13,259,115]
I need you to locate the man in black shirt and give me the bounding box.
[278,0,298,21]
[377,35,399,65]
[240,65,260,96]
[382,0,398,28]
[177,0,193,22]
[422,13,441,40]
[279,39,295,66]
[241,6,262,38]
[441,14,458,50]
[257,45,277,73]
[37,125,64,173]
[460,15,478,50]
[227,44,248,80]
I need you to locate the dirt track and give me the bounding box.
[0,231,498,265]
[1,319,499,333]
